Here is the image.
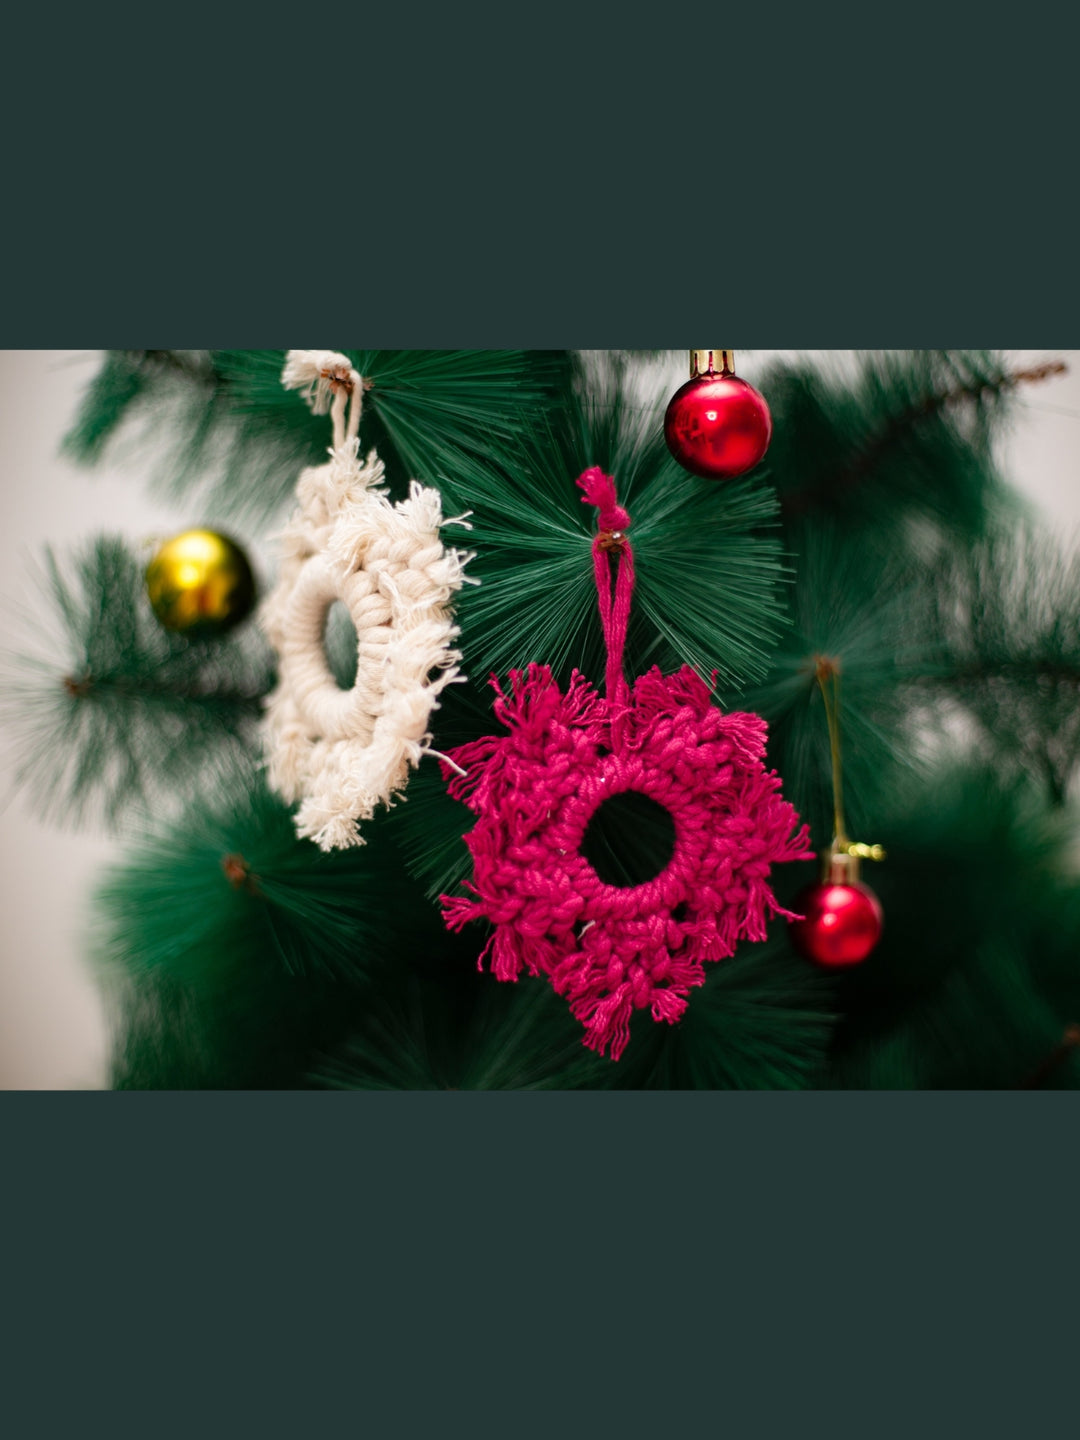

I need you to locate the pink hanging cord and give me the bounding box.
[576,466,635,730]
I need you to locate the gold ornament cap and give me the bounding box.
[823,838,887,885]
[690,350,736,379]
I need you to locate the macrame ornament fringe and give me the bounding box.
[262,350,474,850]
[440,467,812,1060]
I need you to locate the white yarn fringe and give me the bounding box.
[262,350,474,850]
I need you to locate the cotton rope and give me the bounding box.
[262,350,474,850]
[439,467,812,1061]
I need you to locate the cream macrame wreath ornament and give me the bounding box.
[261,350,474,850]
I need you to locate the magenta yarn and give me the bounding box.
[440,468,812,1061]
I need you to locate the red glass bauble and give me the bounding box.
[789,881,883,968]
[664,374,772,480]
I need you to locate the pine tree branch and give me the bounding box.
[2,536,275,829]
[783,358,1067,516]
[126,350,217,383]
[63,671,269,714]
[911,660,1080,687]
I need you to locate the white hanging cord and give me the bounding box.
[282,349,364,451]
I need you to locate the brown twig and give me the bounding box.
[785,359,1068,515]
[1019,1023,1080,1090]
[62,673,93,699]
[222,853,259,896]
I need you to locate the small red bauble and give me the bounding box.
[664,373,772,480]
[789,880,883,968]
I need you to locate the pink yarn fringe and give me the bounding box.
[439,469,812,1061]
[441,662,812,1060]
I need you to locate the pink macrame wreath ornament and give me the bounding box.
[440,468,813,1061]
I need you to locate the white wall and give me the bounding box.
[0,350,1076,1088]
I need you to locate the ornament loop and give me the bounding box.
[262,353,473,850]
[789,656,885,967]
[283,349,365,450]
[440,467,811,1060]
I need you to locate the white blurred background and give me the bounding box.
[1,349,1077,1089]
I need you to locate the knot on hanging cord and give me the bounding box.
[283,350,361,411]
[283,350,365,449]
[575,467,635,719]
[577,466,631,542]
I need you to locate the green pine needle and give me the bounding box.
[763,350,1021,538]
[438,388,788,689]
[614,936,835,1090]
[730,522,929,844]
[825,765,1080,1089]
[95,775,414,983]
[62,349,577,526]
[918,526,1080,806]
[94,775,445,1089]
[314,969,613,1091]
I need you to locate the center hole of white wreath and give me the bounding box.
[322,601,359,690]
[580,791,676,889]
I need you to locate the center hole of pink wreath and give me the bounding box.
[580,790,677,889]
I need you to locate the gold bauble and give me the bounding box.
[145,529,256,637]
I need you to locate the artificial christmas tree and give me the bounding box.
[4,348,1078,1089]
